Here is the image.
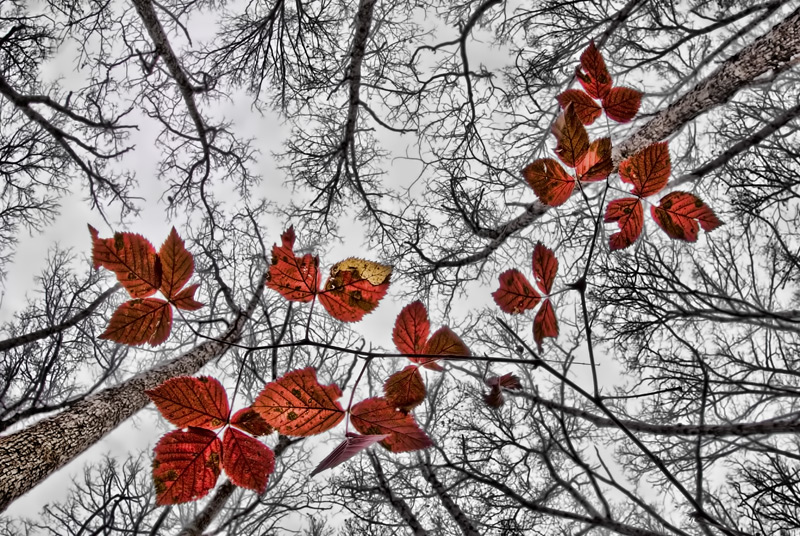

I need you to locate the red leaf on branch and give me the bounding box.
[266,226,320,303]
[99,297,172,346]
[350,397,433,453]
[146,376,230,430]
[552,104,589,168]
[556,89,602,125]
[602,87,642,123]
[620,142,671,198]
[152,428,222,505]
[89,225,161,298]
[392,301,430,355]
[575,137,613,182]
[604,197,644,250]
[253,368,345,437]
[230,407,274,436]
[492,269,541,314]
[171,283,204,311]
[533,300,558,351]
[413,326,470,371]
[159,227,195,301]
[318,258,391,322]
[576,41,612,100]
[310,432,389,476]
[532,243,558,295]
[522,158,575,207]
[483,373,522,408]
[222,428,275,493]
[384,365,426,411]
[651,192,723,242]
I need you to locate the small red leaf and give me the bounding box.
[552,104,590,168]
[318,258,391,322]
[486,373,522,391]
[253,368,345,437]
[152,428,221,505]
[147,376,230,430]
[413,326,470,370]
[575,137,612,182]
[533,300,558,351]
[492,269,540,314]
[604,197,644,250]
[620,142,671,198]
[310,432,389,476]
[556,89,602,125]
[266,227,320,303]
[522,158,575,207]
[392,301,430,355]
[89,225,161,298]
[651,191,723,242]
[576,41,612,100]
[483,387,505,408]
[384,365,426,411]
[602,86,642,123]
[350,398,433,453]
[230,408,274,436]
[159,227,194,301]
[532,242,558,295]
[222,428,275,493]
[99,298,172,346]
[171,283,204,311]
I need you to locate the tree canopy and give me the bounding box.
[2,0,800,534]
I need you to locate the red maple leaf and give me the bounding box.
[602,86,642,123]
[253,367,345,436]
[89,225,161,298]
[383,365,426,412]
[146,376,230,429]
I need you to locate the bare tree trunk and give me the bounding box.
[0,275,266,512]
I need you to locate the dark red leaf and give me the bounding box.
[532,242,558,295]
[89,225,161,298]
[413,326,470,370]
[576,41,612,100]
[350,397,433,453]
[576,137,612,182]
[533,300,558,351]
[318,258,391,322]
[492,269,541,314]
[384,365,426,412]
[266,227,320,303]
[171,283,204,311]
[604,197,644,250]
[152,428,221,505]
[602,87,642,123]
[310,432,389,476]
[651,191,723,242]
[552,104,589,168]
[159,227,194,301]
[619,142,671,198]
[522,158,575,206]
[486,373,522,391]
[222,428,275,493]
[147,376,230,429]
[556,89,602,125]
[392,301,430,355]
[99,298,172,346]
[230,407,274,436]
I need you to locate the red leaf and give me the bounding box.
[522,158,575,207]
[253,368,345,436]
[99,298,172,346]
[230,407,274,436]
[552,104,589,168]
[575,137,613,182]
[171,283,204,311]
[310,432,389,476]
[318,258,391,322]
[222,428,275,493]
[152,428,221,505]
[266,227,320,303]
[384,365,426,411]
[483,386,505,408]
[620,142,671,198]
[604,197,644,250]
[413,326,470,370]
[651,191,723,242]
[146,376,230,430]
[576,41,612,100]
[556,89,602,125]
[492,269,540,314]
[602,86,642,123]
[533,300,558,351]
[89,225,161,298]
[486,373,522,391]
[159,227,194,301]
[392,301,430,355]
[532,242,558,295]
[350,397,433,453]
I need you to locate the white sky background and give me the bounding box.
[0,0,640,527]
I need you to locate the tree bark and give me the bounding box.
[0,274,266,512]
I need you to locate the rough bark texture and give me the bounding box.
[0,275,266,512]
[0,284,121,352]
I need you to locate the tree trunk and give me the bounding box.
[0,275,265,512]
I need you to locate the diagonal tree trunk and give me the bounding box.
[0,273,266,512]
